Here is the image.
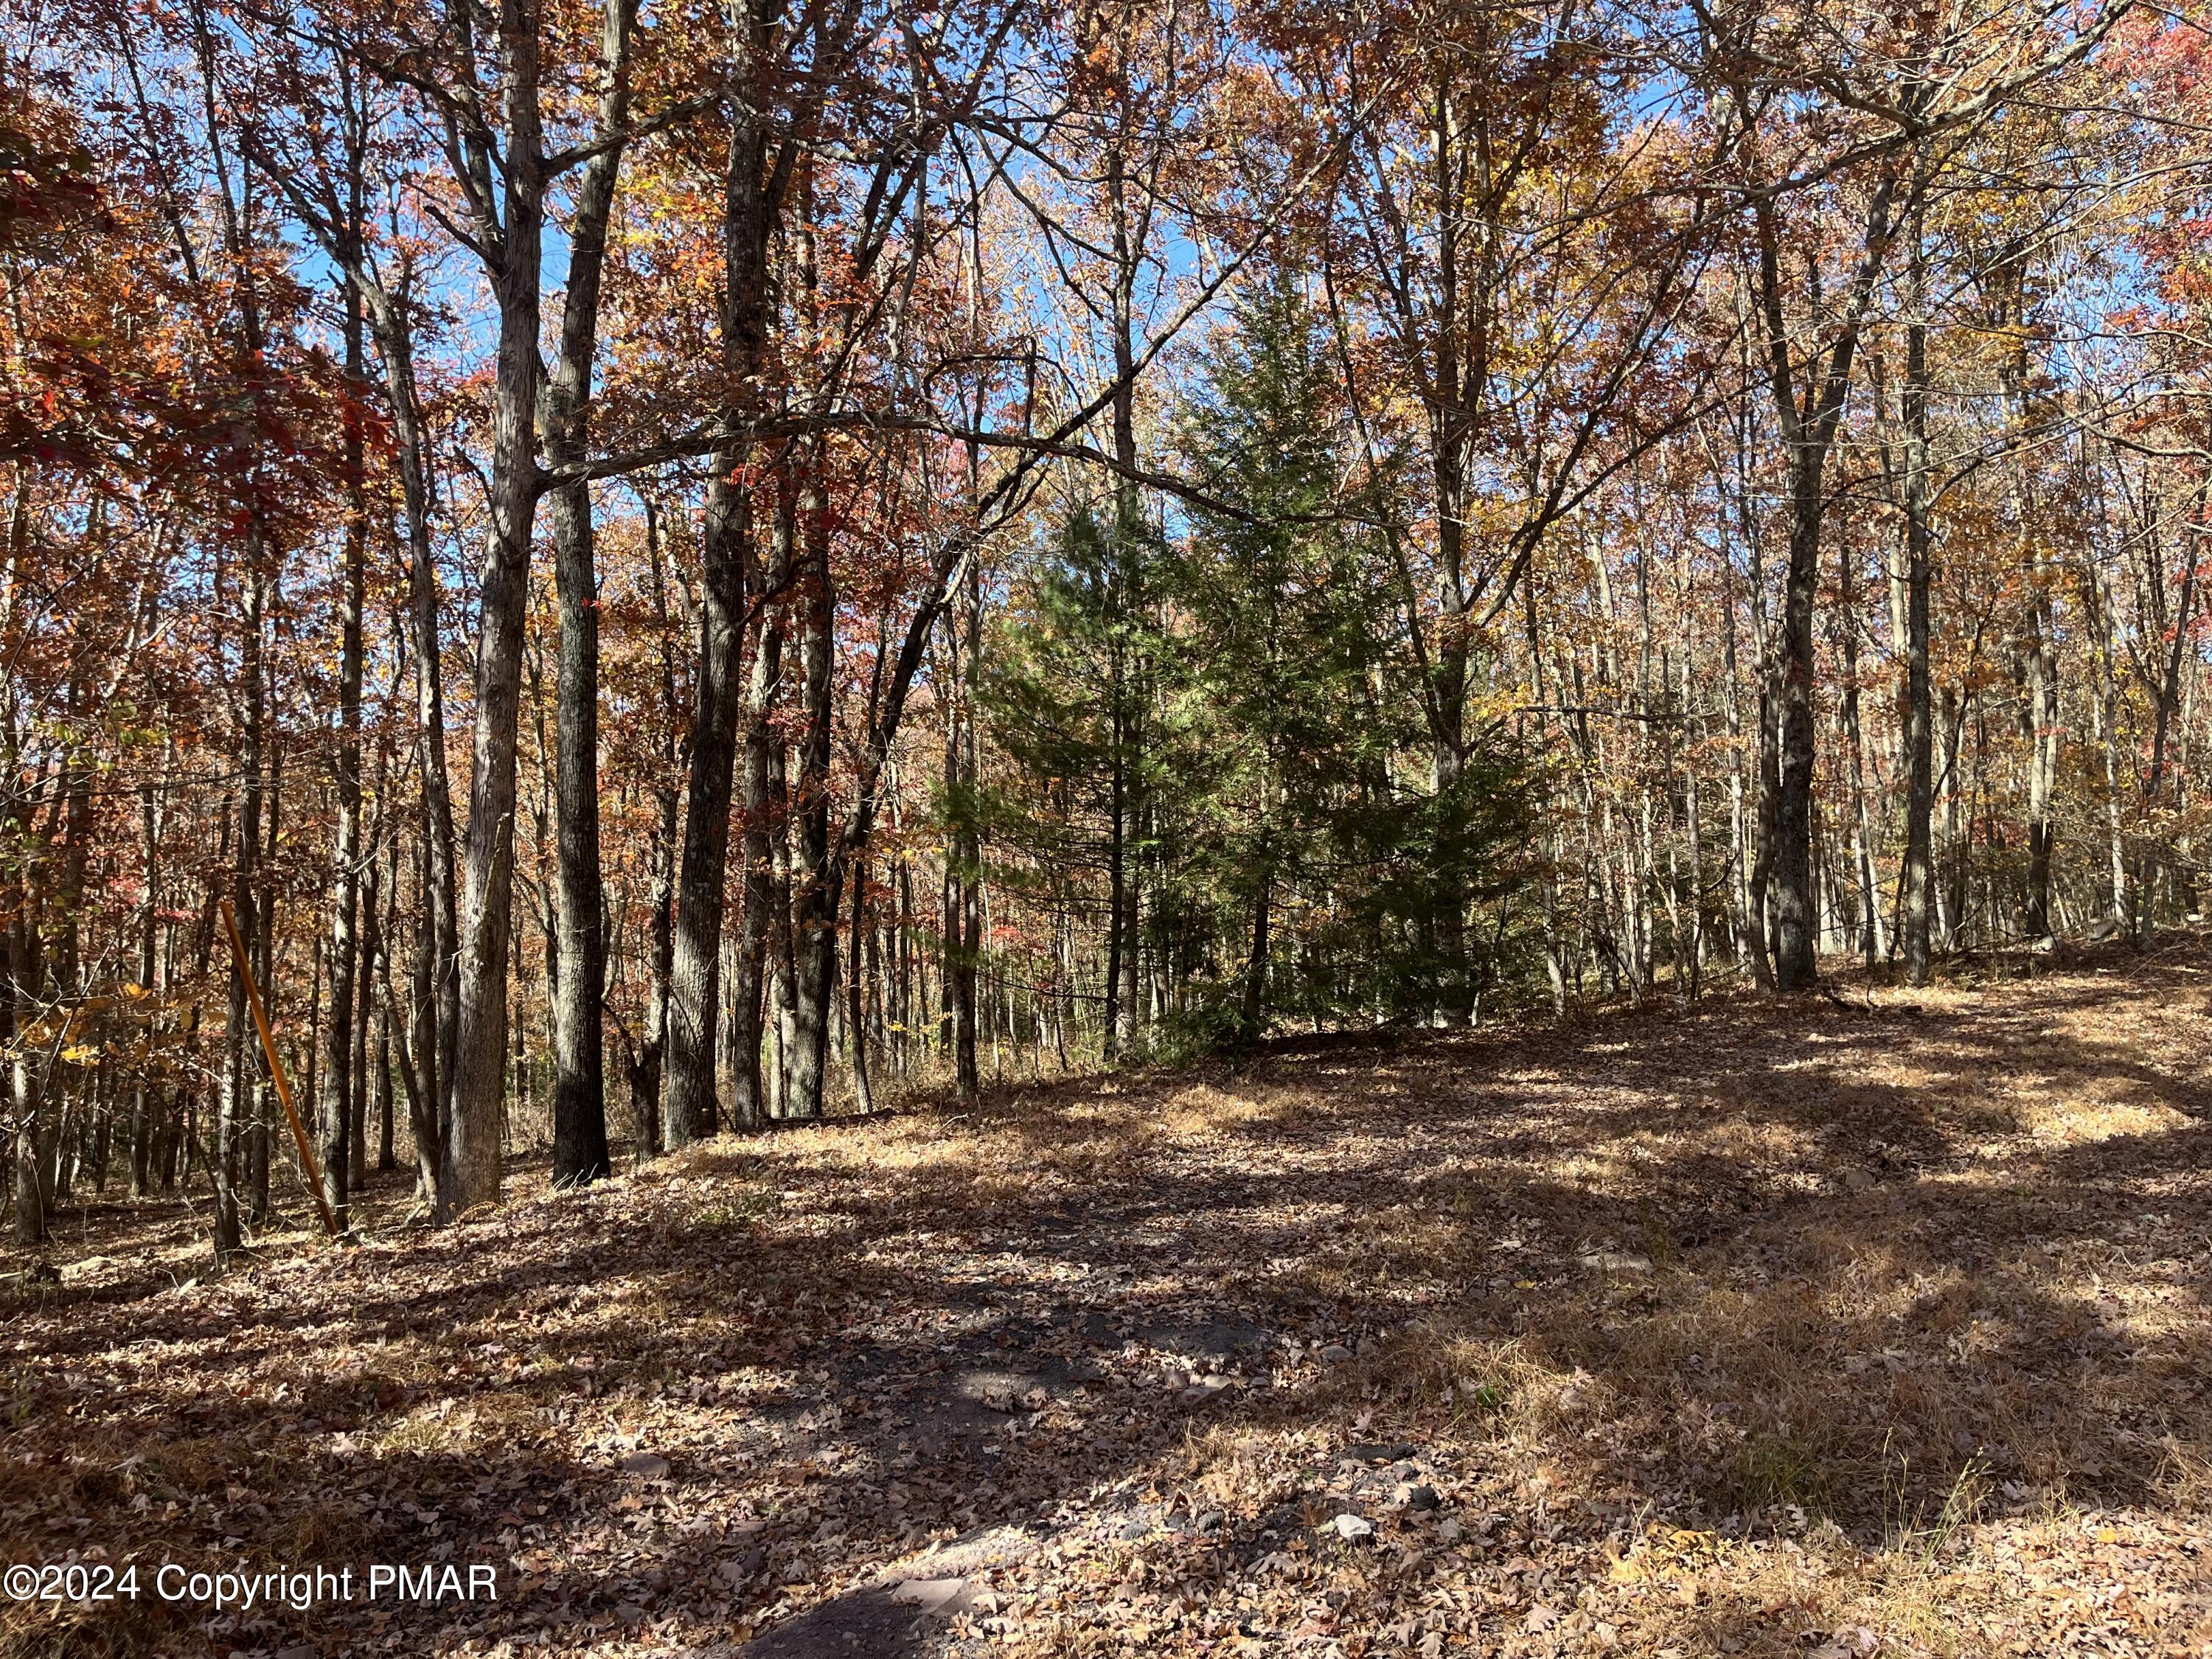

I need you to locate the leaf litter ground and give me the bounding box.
[4,945,2209,1657]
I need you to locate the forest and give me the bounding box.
[2,1,2211,1655]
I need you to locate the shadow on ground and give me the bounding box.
[2,943,2208,1656]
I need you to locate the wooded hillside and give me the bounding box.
[5,1,2210,1223]
[4,1,2212,1652]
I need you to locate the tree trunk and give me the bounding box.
[846,853,874,1113]
[374,296,459,1136]
[1752,174,1899,992]
[439,0,552,1222]
[213,548,270,1255]
[10,1052,44,1246]
[942,591,981,1099]
[663,4,778,1145]
[543,0,634,1189]
[664,466,753,1147]
[132,778,161,1199]
[726,582,788,1131]
[1241,868,1271,1041]
[784,458,837,1121]
[545,456,610,1185]
[351,830,380,1189]
[1902,214,1936,985]
[1770,453,1823,988]
[401,841,439,1198]
[1425,80,1475,1020]
[1837,540,1885,967]
[1720,527,1773,988]
[319,270,367,1231]
[1103,726,1124,1060]
[2138,493,2200,942]
[619,504,674,1159]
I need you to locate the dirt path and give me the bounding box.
[4,947,2210,1656]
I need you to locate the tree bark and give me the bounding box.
[846,852,874,1113]
[1752,173,1899,990]
[633,498,679,1161]
[726,487,795,1131]
[440,0,552,1221]
[131,778,161,1198]
[1902,208,1936,985]
[942,571,982,1099]
[664,0,782,1144]
[351,819,380,1189]
[784,456,837,1121]
[215,557,266,1255]
[543,0,635,1188]
[1242,868,1272,1040]
[319,240,368,1230]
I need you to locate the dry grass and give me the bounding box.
[2,942,2208,1656]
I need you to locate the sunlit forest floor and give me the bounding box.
[4,944,2210,1658]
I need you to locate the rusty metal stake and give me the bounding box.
[220,898,341,1239]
